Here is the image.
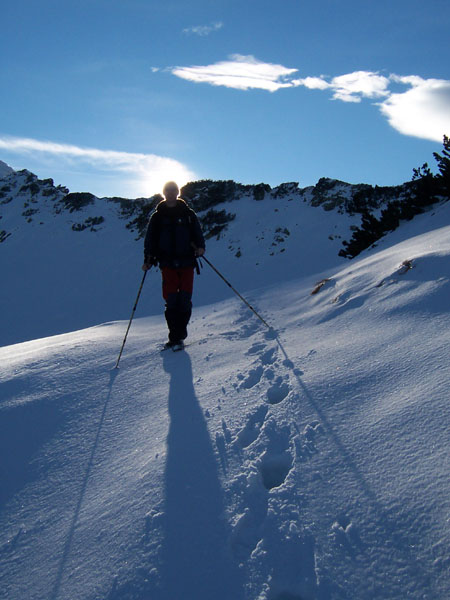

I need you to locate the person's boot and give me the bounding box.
[165,307,181,343]
[177,309,192,340]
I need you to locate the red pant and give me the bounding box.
[161,267,194,342]
[161,267,194,301]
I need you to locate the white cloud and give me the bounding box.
[295,71,390,102]
[169,55,450,142]
[172,54,299,92]
[183,22,223,36]
[379,76,450,142]
[330,71,390,103]
[172,59,390,102]
[292,70,449,138]
[0,136,196,197]
[292,76,331,91]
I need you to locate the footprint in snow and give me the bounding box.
[266,377,290,405]
[246,341,267,355]
[260,449,293,491]
[235,405,269,449]
[264,367,275,381]
[240,365,264,389]
[259,420,293,490]
[243,321,261,337]
[260,346,277,365]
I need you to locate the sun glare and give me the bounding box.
[137,163,195,198]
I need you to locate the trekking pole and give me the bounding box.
[201,256,272,330]
[114,269,149,369]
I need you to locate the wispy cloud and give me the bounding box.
[293,76,330,91]
[169,55,449,141]
[183,22,223,36]
[172,54,298,92]
[331,71,390,103]
[293,71,390,102]
[171,57,390,100]
[0,136,196,196]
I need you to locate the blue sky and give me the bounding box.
[1,0,449,198]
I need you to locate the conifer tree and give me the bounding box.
[410,162,437,213]
[339,138,449,259]
[433,135,450,199]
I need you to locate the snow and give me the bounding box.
[1,198,450,599]
[1,174,362,346]
[0,160,14,177]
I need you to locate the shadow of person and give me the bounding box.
[160,350,244,600]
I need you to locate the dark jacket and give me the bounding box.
[144,199,205,268]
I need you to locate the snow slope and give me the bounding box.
[1,166,366,347]
[1,200,449,599]
[0,161,14,178]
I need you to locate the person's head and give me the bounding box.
[163,181,179,206]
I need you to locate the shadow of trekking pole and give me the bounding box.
[272,333,437,596]
[50,369,118,600]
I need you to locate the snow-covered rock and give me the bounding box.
[0,159,14,177]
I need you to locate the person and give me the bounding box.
[142,181,205,349]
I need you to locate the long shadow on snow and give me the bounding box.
[158,350,244,600]
[50,369,118,600]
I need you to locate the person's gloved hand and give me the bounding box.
[142,256,158,271]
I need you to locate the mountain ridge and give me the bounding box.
[0,160,444,347]
[0,163,417,244]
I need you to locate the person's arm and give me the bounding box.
[191,213,205,256]
[142,213,159,270]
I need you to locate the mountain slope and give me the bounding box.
[1,162,425,347]
[1,202,449,599]
[0,160,14,178]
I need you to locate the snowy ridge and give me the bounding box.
[1,162,417,347]
[0,160,14,178]
[1,200,449,599]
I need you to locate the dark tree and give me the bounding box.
[339,139,449,259]
[339,211,385,258]
[433,135,450,199]
[411,162,438,212]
